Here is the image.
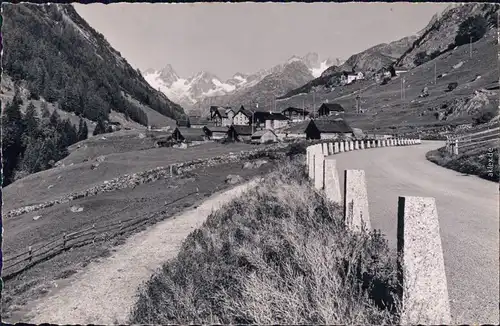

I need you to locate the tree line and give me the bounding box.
[2,93,88,186]
[2,4,186,128]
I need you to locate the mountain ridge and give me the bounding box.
[142,53,344,112]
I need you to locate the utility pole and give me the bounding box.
[434,61,437,85]
[313,91,316,119]
[470,36,472,59]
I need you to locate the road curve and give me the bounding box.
[333,140,499,325]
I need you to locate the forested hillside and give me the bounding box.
[1,3,186,125]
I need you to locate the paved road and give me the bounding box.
[332,140,499,325]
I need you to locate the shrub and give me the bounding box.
[447,82,458,92]
[454,15,488,46]
[472,110,496,126]
[130,161,401,324]
[413,51,429,66]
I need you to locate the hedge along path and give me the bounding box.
[23,177,262,325]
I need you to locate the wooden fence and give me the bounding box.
[446,127,499,155]
[2,190,199,280]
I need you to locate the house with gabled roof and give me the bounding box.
[282,107,310,121]
[233,105,254,126]
[203,125,228,140]
[172,127,210,142]
[307,118,353,140]
[317,103,345,117]
[227,124,254,141]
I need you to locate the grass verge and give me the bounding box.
[130,159,401,324]
[426,146,499,182]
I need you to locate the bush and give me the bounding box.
[454,15,488,46]
[130,161,401,325]
[413,51,429,66]
[447,82,458,92]
[472,110,496,126]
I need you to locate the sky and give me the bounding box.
[74,2,449,80]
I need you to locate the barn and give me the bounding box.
[172,127,210,142]
[306,118,353,140]
[227,125,253,142]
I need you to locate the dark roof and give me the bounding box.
[176,119,190,127]
[267,113,289,121]
[251,129,277,138]
[217,108,228,118]
[229,125,253,135]
[189,116,210,125]
[204,125,228,133]
[312,119,353,133]
[318,103,345,112]
[282,107,310,115]
[281,120,311,134]
[174,127,208,141]
[236,106,254,117]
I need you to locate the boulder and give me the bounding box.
[33,215,41,221]
[225,174,243,185]
[70,205,84,213]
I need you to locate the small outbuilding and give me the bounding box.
[251,129,279,144]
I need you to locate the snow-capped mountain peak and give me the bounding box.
[142,53,344,110]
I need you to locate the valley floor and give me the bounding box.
[2,158,277,322]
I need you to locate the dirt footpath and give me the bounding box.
[22,178,261,325]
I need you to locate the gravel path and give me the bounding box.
[334,141,499,324]
[23,178,261,325]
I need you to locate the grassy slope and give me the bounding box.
[2,142,256,212]
[277,29,498,132]
[130,160,400,324]
[2,160,276,321]
[426,145,499,182]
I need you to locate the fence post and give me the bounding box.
[170,164,173,177]
[92,224,96,243]
[453,139,459,155]
[28,246,32,264]
[63,233,67,250]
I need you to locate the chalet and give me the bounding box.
[317,103,345,117]
[227,125,253,142]
[251,129,279,144]
[282,107,310,121]
[233,106,254,126]
[188,115,211,128]
[264,113,289,130]
[209,106,234,126]
[172,127,210,142]
[305,118,353,140]
[203,125,228,140]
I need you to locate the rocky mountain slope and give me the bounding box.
[276,24,498,132]
[340,35,418,74]
[1,3,186,127]
[143,53,343,112]
[396,3,499,69]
